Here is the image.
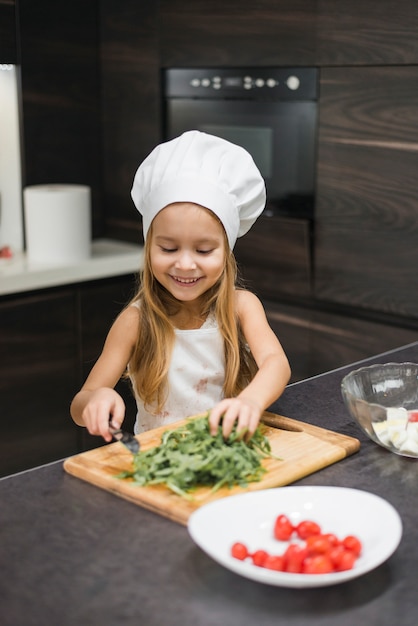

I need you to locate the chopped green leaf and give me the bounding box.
[117,413,280,498]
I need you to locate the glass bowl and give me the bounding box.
[341,362,418,458]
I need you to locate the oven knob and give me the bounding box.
[201,78,211,87]
[243,75,253,89]
[286,75,300,90]
[255,78,265,87]
[267,78,278,88]
[190,78,200,87]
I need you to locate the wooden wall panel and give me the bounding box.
[159,0,317,67]
[100,0,159,243]
[266,301,418,383]
[315,66,418,318]
[160,0,418,68]
[317,0,418,65]
[234,216,312,300]
[0,0,17,63]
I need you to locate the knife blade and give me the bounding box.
[109,424,140,454]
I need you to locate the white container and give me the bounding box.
[24,184,91,266]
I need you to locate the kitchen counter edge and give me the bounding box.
[0,239,144,296]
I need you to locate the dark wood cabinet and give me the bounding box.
[0,0,17,63]
[159,0,317,67]
[159,0,418,69]
[266,300,418,384]
[317,0,418,66]
[77,276,138,449]
[0,274,137,477]
[234,216,312,300]
[314,66,418,318]
[0,290,79,477]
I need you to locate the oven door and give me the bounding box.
[165,98,317,218]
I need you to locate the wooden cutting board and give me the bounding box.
[63,412,360,526]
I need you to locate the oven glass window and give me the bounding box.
[166,100,317,217]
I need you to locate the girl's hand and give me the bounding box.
[209,396,262,439]
[80,387,126,442]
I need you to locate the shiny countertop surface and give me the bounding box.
[0,238,144,296]
[1,342,418,626]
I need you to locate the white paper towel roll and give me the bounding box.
[24,184,92,265]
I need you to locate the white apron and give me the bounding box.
[131,313,225,434]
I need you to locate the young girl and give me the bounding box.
[70,131,291,442]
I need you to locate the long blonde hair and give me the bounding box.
[127,215,258,414]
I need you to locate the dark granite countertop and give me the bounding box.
[1,342,418,626]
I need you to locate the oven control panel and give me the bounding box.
[165,68,318,101]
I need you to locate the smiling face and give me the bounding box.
[149,202,227,304]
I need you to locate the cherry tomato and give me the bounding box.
[321,532,341,547]
[335,549,357,571]
[264,555,285,571]
[342,535,362,557]
[274,514,294,541]
[0,245,12,259]
[231,542,249,560]
[329,544,346,569]
[303,554,334,574]
[296,520,321,540]
[283,543,309,573]
[230,517,362,576]
[408,411,418,422]
[306,534,332,555]
[252,549,269,567]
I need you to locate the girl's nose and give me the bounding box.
[175,250,197,269]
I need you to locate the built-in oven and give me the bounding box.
[163,67,318,219]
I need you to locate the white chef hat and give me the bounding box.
[131,130,266,248]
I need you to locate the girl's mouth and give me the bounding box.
[171,275,201,285]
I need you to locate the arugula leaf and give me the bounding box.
[118,413,280,498]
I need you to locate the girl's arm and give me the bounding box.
[70,305,139,441]
[209,290,291,438]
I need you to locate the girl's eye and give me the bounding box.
[161,247,177,253]
[197,249,213,255]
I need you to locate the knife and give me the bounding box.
[109,423,140,454]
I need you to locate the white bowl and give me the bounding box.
[188,486,402,588]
